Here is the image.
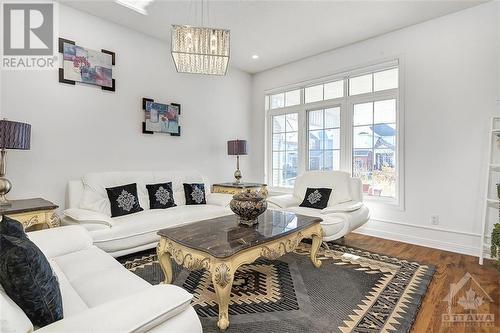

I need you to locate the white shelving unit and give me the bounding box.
[479,117,500,264]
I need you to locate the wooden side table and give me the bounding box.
[0,198,59,231]
[212,182,268,197]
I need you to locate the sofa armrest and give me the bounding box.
[27,226,93,259]
[321,201,363,215]
[206,193,233,207]
[267,194,301,209]
[35,285,193,333]
[64,208,114,227]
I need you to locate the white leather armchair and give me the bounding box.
[267,171,369,242]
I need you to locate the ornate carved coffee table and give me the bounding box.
[157,210,323,330]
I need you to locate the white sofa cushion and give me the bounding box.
[0,285,33,333]
[89,205,232,254]
[49,261,89,318]
[52,247,150,308]
[64,208,114,227]
[79,171,209,216]
[35,285,193,333]
[293,171,352,206]
[27,226,93,259]
[321,201,363,214]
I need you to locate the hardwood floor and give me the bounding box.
[343,233,499,333]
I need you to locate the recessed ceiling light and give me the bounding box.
[115,0,154,15]
[252,55,259,59]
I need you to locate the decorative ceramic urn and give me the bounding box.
[230,190,267,226]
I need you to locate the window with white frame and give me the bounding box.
[265,62,401,203]
[271,113,299,187]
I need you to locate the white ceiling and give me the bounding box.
[61,0,486,74]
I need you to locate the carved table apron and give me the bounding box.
[157,223,323,330]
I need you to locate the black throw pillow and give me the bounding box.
[183,183,206,205]
[299,187,332,209]
[146,182,176,209]
[0,218,63,328]
[106,183,144,217]
[0,215,26,238]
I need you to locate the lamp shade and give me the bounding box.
[227,140,247,156]
[0,120,31,150]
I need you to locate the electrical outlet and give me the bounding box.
[431,215,440,225]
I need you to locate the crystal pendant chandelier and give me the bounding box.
[171,2,230,75]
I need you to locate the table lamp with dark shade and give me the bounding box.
[0,120,31,206]
[227,140,247,184]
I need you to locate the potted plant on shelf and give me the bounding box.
[491,184,500,268]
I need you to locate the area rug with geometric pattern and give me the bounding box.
[117,242,435,333]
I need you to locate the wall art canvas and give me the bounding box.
[63,42,113,88]
[144,100,180,135]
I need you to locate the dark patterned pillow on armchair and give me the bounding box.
[299,187,332,209]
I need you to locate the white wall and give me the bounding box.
[0,4,252,208]
[250,2,500,256]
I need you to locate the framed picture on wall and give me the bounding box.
[142,98,181,136]
[58,38,116,91]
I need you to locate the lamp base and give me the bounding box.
[234,169,242,184]
[0,177,12,206]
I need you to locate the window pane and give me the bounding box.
[353,126,373,148]
[282,157,297,186]
[309,130,324,150]
[274,152,286,170]
[374,68,398,91]
[373,123,396,147]
[272,169,281,187]
[353,102,373,126]
[286,132,298,149]
[285,113,298,132]
[273,115,286,133]
[272,134,285,151]
[308,110,323,130]
[324,80,343,100]
[374,99,396,124]
[373,148,396,197]
[285,89,300,106]
[349,74,372,95]
[324,150,340,170]
[305,84,323,103]
[325,107,340,128]
[309,150,323,170]
[353,149,373,194]
[324,129,340,150]
[270,93,284,109]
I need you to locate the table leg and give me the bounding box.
[310,228,323,268]
[157,242,173,284]
[211,262,234,330]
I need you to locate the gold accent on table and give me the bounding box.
[212,184,268,198]
[5,209,60,230]
[157,223,323,330]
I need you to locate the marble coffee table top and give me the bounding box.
[157,210,321,259]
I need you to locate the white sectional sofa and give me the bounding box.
[0,226,201,333]
[267,171,370,241]
[62,171,234,257]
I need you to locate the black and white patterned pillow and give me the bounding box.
[183,183,206,205]
[299,187,332,209]
[146,182,176,209]
[106,183,144,217]
[0,217,63,328]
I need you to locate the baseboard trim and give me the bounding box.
[353,226,480,257]
[369,217,480,237]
